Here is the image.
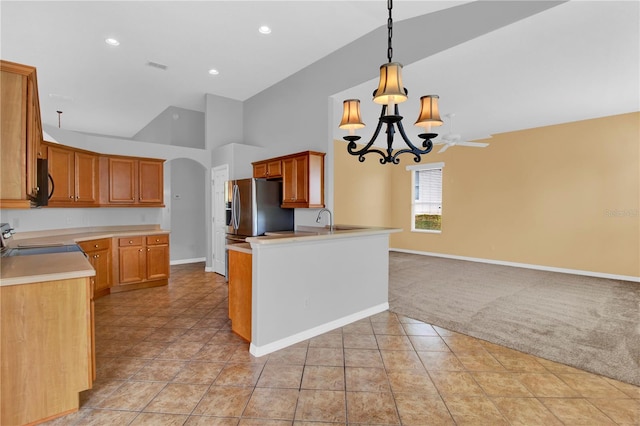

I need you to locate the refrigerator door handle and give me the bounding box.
[233,184,241,230]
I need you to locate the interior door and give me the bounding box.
[212,165,228,276]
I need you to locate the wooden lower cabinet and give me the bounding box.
[228,249,252,342]
[114,234,169,292]
[1,277,93,425]
[78,238,112,298]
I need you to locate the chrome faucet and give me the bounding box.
[316,208,333,230]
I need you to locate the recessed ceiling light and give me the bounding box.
[258,25,271,35]
[105,38,120,46]
[208,69,219,75]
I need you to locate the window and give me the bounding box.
[407,162,444,232]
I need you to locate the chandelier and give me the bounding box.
[339,0,443,165]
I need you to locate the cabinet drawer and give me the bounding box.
[118,236,143,247]
[146,234,168,245]
[78,238,111,253]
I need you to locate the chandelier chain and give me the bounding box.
[387,0,393,63]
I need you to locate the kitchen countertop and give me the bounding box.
[0,252,95,287]
[0,225,169,287]
[226,242,252,254]
[249,225,401,245]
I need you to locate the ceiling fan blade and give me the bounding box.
[457,141,489,148]
[438,144,451,153]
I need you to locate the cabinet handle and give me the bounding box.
[69,195,74,199]
[129,240,133,244]
[156,238,160,242]
[138,249,143,252]
[94,244,99,248]
[147,248,150,252]
[94,254,100,258]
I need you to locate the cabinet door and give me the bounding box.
[47,145,74,204]
[282,158,296,203]
[138,160,163,204]
[109,158,136,203]
[75,151,97,204]
[146,244,169,281]
[89,248,111,291]
[253,162,267,178]
[0,71,27,203]
[118,245,145,284]
[228,250,252,341]
[293,155,308,204]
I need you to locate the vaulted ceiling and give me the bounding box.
[2,1,638,142]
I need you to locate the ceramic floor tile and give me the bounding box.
[242,387,299,420]
[129,412,189,425]
[96,380,166,410]
[429,371,485,396]
[341,319,374,335]
[408,335,450,351]
[491,397,563,426]
[380,349,425,370]
[372,321,407,335]
[394,393,455,425]
[214,363,264,387]
[540,398,617,425]
[602,377,640,398]
[587,398,640,424]
[442,395,509,425]
[399,322,439,336]
[441,334,487,353]
[294,390,346,423]
[305,347,344,366]
[171,361,226,385]
[515,372,581,397]
[471,372,533,397]
[301,365,345,390]
[342,333,378,349]
[386,369,439,395]
[79,379,125,408]
[192,386,253,417]
[192,343,237,362]
[157,341,207,360]
[455,351,506,372]
[144,383,209,414]
[557,373,631,398]
[308,333,343,348]
[490,351,548,372]
[345,367,391,392]
[132,359,186,381]
[346,391,400,425]
[266,347,308,365]
[375,334,415,350]
[256,364,304,389]
[344,348,385,368]
[184,416,240,426]
[69,408,139,425]
[418,351,465,372]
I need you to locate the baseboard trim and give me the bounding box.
[249,302,389,357]
[390,248,640,283]
[170,257,206,266]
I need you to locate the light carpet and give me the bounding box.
[388,252,640,386]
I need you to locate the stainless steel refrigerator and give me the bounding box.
[225,178,294,277]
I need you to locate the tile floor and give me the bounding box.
[44,262,639,425]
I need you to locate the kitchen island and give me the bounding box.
[241,225,400,356]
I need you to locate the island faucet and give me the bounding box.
[316,208,333,230]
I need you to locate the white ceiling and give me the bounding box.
[2,1,638,142]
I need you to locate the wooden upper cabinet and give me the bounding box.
[104,156,164,206]
[252,159,282,179]
[281,151,325,209]
[0,60,43,208]
[46,143,98,206]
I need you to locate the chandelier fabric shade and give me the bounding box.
[339,99,365,131]
[415,95,444,129]
[373,62,408,106]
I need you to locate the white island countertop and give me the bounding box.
[249,225,401,245]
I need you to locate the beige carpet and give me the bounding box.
[388,252,640,386]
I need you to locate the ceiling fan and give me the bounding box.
[434,113,489,153]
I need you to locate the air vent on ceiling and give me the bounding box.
[146,61,168,71]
